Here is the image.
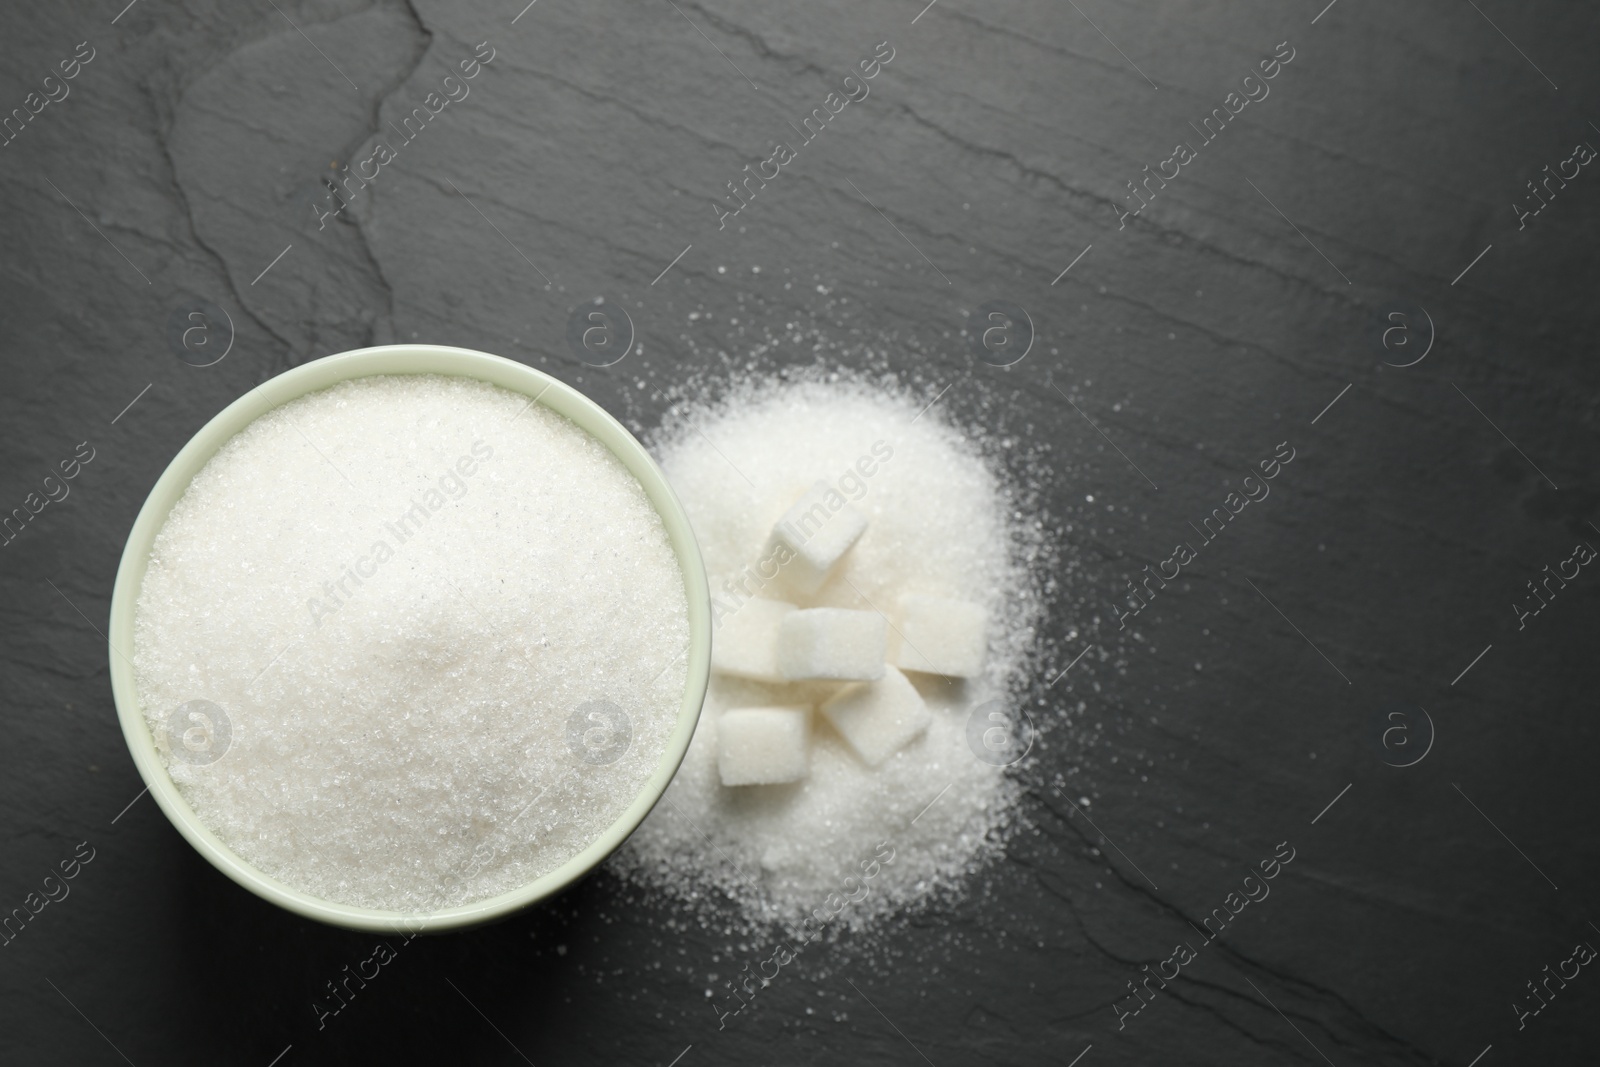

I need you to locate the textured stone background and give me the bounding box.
[3,0,1599,1064]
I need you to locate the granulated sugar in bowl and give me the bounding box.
[108,345,710,933]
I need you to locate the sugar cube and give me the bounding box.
[767,481,868,594]
[712,597,796,681]
[777,608,886,681]
[717,706,812,786]
[820,666,930,767]
[893,595,988,678]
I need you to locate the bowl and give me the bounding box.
[108,344,711,932]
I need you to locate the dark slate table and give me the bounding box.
[3,0,1598,1063]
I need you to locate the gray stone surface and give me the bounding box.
[3,0,1599,1063]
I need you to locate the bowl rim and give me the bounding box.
[108,344,710,932]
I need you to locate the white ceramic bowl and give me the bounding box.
[108,345,710,932]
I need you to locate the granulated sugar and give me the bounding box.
[616,372,1047,932]
[132,374,688,912]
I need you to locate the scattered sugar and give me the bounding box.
[615,373,1047,932]
[132,374,688,912]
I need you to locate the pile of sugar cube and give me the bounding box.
[712,481,988,786]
